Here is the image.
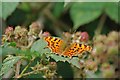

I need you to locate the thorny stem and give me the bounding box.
[17,67,49,78]
[94,14,107,38]
[16,57,35,78]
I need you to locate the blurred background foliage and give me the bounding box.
[0,2,120,79]
[1,2,119,36]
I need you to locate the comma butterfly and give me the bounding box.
[44,36,92,58]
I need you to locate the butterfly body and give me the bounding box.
[44,36,92,58]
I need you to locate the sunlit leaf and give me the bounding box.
[105,2,119,23]
[70,2,104,30]
[68,57,80,68]
[1,2,19,20]
[46,53,81,68]
[46,53,69,62]
[31,39,50,57]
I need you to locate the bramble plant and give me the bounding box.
[1,22,119,78]
[0,2,119,79]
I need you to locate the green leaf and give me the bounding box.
[18,3,31,12]
[1,46,20,56]
[46,53,69,62]
[20,50,35,60]
[31,39,50,57]
[68,57,80,68]
[1,2,19,20]
[46,53,81,68]
[70,2,104,30]
[1,46,34,59]
[105,2,119,23]
[8,42,16,47]
[52,2,64,18]
[0,55,21,76]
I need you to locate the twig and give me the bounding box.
[16,57,35,78]
[17,66,48,78]
[42,3,70,31]
[14,61,21,78]
[94,14,107,37]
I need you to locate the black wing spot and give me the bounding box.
[58,40,60,42]
[55,44,59,47]
[79,44,82,47]
[48,37,52,40]
[74,47,76,48]
[56,42,59,44]
[54,38,57,41]
[70,48,74,50]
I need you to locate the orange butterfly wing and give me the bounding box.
[44,36,64,55]
[62,43,92,58]
[44,36,92,58]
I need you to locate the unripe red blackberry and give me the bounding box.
[42,31,51,37]
[80,32,89,42]
[5,26,13,35]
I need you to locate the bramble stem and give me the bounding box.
[17,67,48,78]
[14,61,21,78]
[17,57,35,78]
